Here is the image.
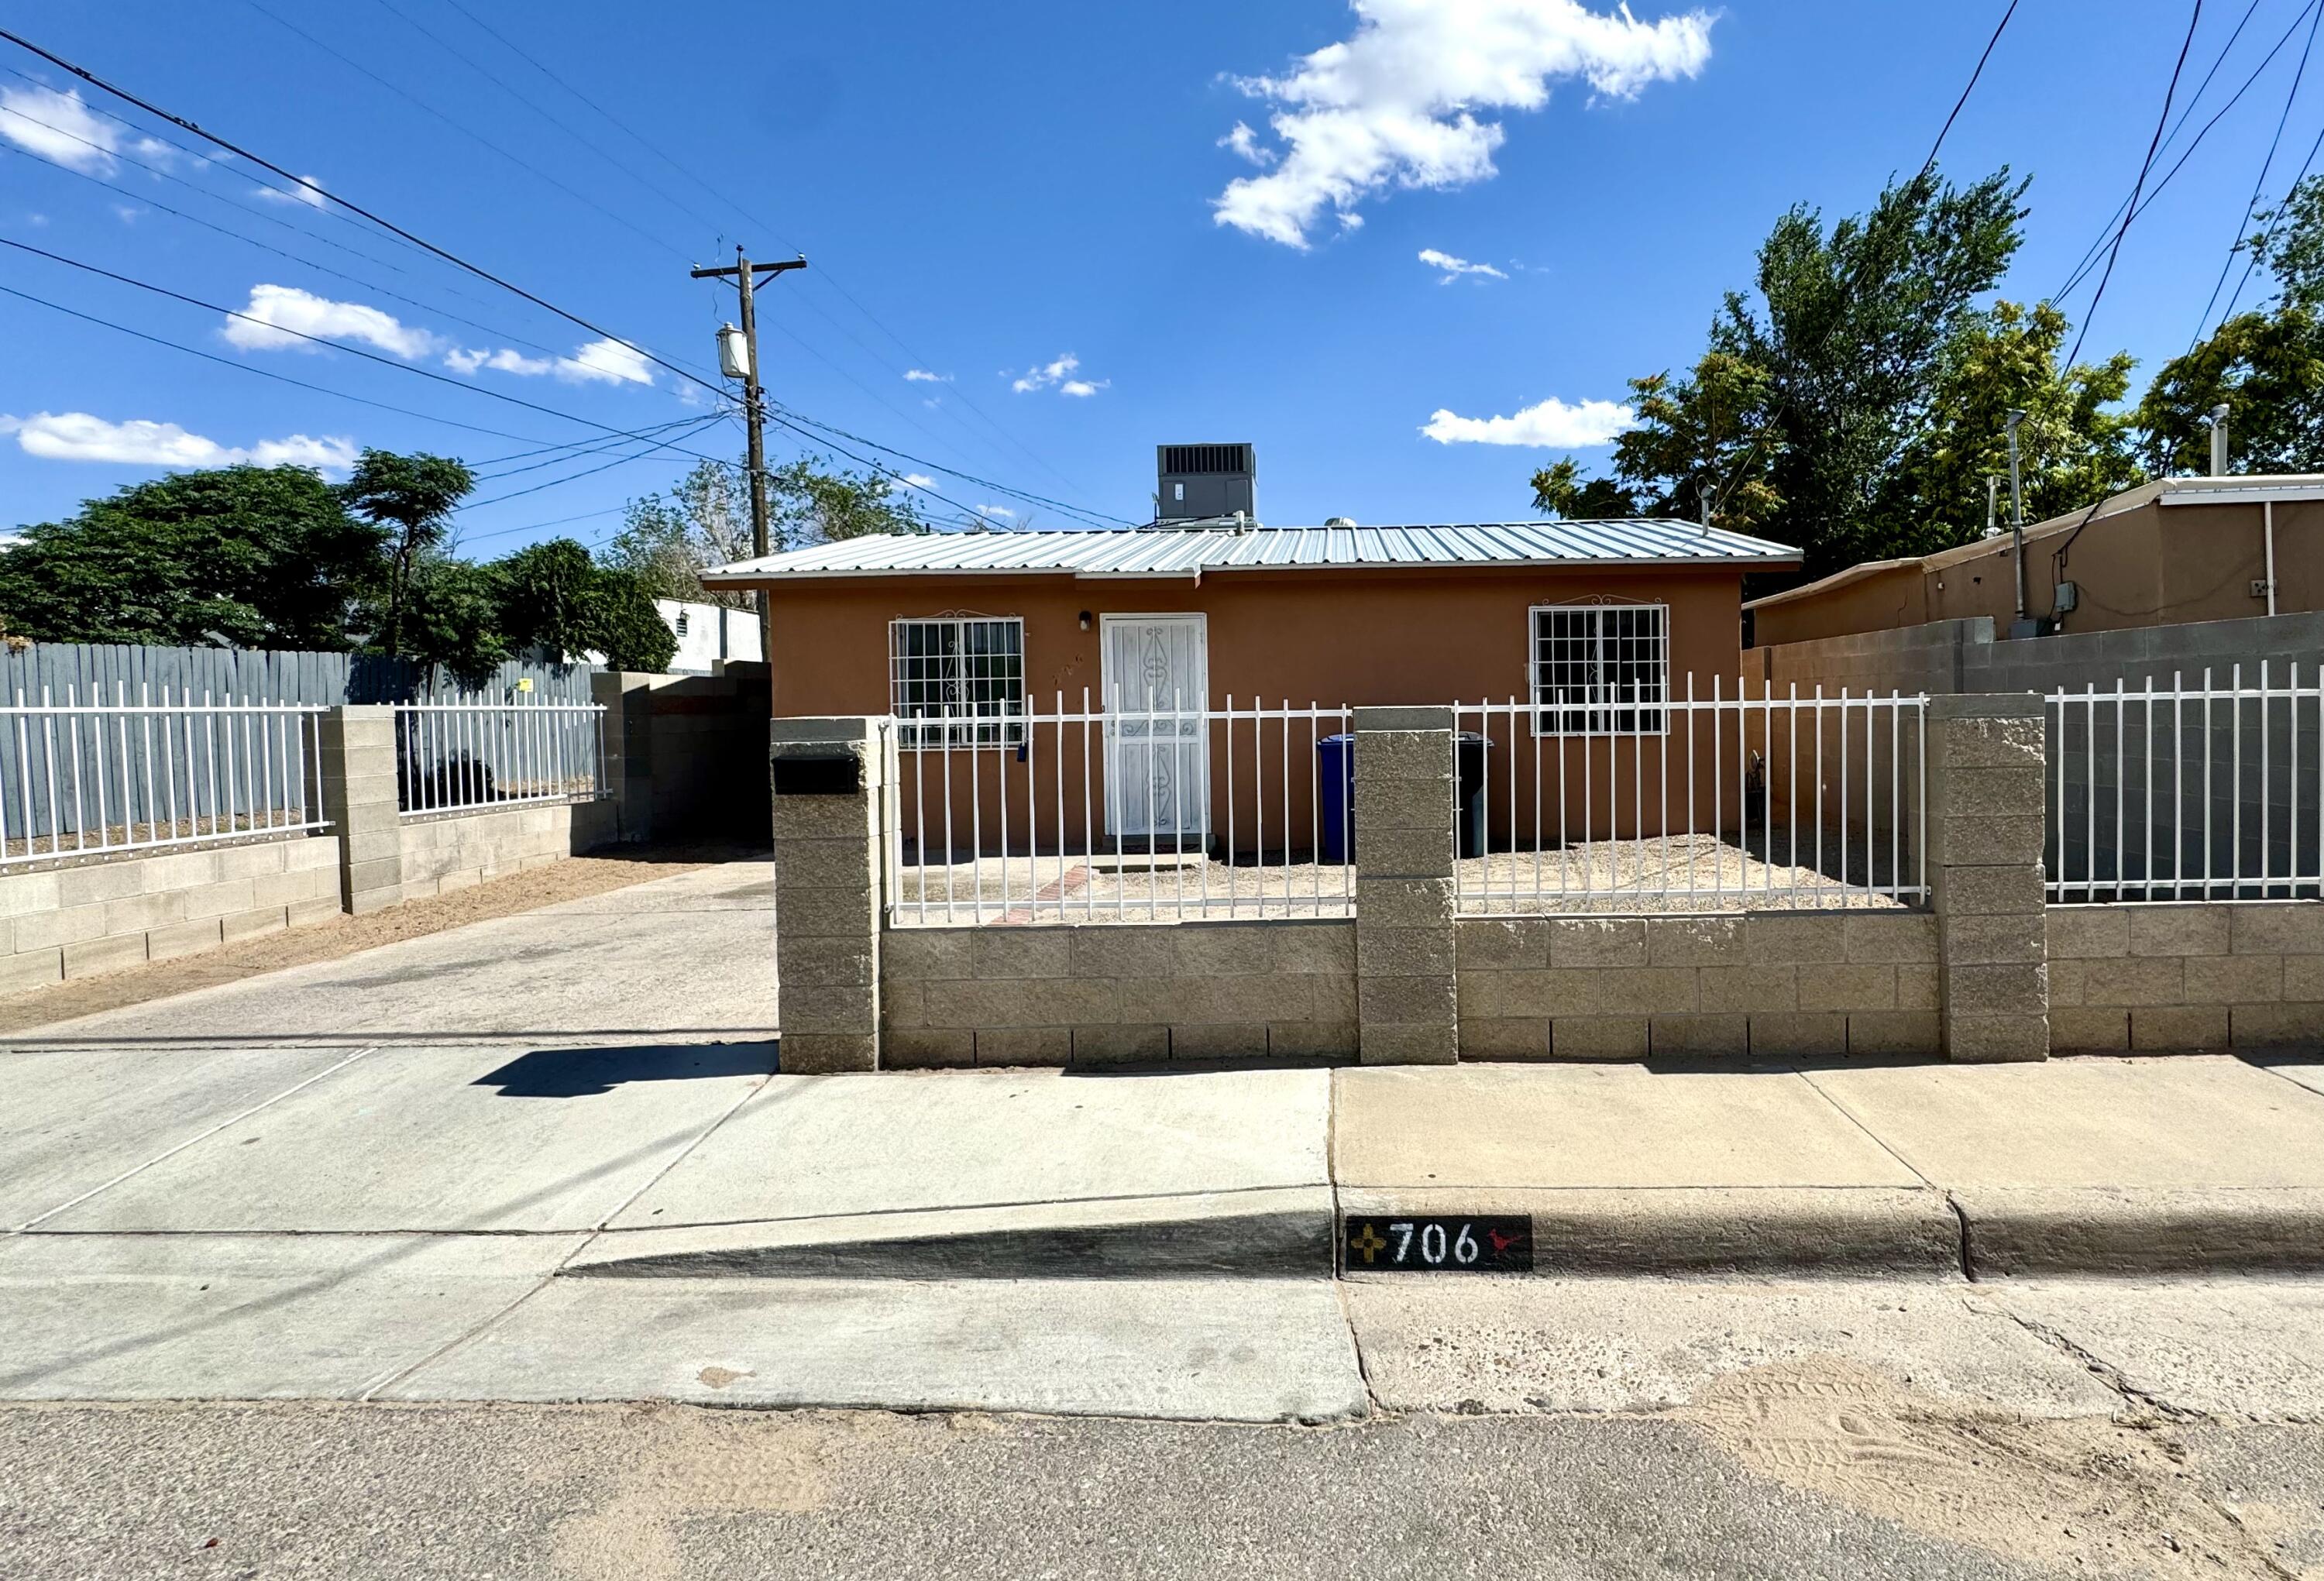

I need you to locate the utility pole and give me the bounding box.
[691,247,806,662]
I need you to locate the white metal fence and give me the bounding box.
[1454,680,1929,913]
[0,686,329,870]
[889,694,1353,924]
[395,700,607,817]
[2048,665,2323,901]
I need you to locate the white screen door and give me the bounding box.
[1102,614,1208,843]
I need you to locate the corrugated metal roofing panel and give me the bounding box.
[699,519,1801,583]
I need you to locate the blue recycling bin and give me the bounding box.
[1318,734,1356,864]
[1319,730,1488,865]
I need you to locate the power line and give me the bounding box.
[234,0,702,274]
[469,415,731,474]
[0,25,732,404]
[0,279,548,445]
[0,138,579,366]
[459,417,728,509]
[2064,0,2206,369]
[2054,0,2315,306]
[0,234,736,469]
[768,404,1132,528]
[2192,0,2324,345]
[1690,0,2020,530]
[424,0,1100,501]
[0,25,1127,532]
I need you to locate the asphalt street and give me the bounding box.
[8,1397,2322,1581]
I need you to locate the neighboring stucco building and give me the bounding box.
[1748,475,2324,648]
[703,518,1797,849]
[656,598,761,675]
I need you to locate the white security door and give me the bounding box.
[1102,615,1209,843]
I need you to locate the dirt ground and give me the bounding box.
[0,845,740,1035]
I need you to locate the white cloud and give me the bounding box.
[1012,352,1105,396]
[899,473,935,489]
[0,85,122,174]
[560,337,655,386]
[1420,394,1633,447]
[223,284,438,359]
[0,84,179,175]
[2,411,357,473]
[252,174,329,210]
[1418,247,1507,283]
[902,368,950,383]
[1218,121,1274,167]
[444,335,653,387]
[1215,0,1715,247]
[976,504,1016,520]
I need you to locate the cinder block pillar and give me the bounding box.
[1353,706,1459,1064]
[318,705,401,915]
[772,717,891,1074]
[589,670,662,844]
[1928,694,2051,1063]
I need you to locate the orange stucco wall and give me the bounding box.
[741,565,1759,853]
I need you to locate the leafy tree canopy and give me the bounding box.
[0,464,387,648]
[341,449,476,657]
[767,455,931,548]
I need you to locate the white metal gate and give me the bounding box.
[1101,614,1208,843]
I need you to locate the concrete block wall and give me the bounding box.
[1351,706,1459,1065]
[770,718,889,1074]
[0,833,342,991]
[2049,900,2324,1053]
[394,803,596,902]
[1452,912,1937,1060]
[879,919,1358,1067]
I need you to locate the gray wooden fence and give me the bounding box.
[0,644,601,853]
[0,643,598,709]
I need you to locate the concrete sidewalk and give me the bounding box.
[1336,1055,2324,1276]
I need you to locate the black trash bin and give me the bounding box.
[1456,730,1488,860]
[1317,734,1355,864]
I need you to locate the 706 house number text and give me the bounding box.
[1341,1215,1533,1273]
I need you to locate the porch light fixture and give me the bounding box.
[1078,610,1092,630]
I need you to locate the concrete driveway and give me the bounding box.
[0,859,1356,1420]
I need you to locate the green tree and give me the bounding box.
[601,459,753,607]
[1607,350,1786,532]
[1606,168,2027,574]
[0,464,386,648]
[400,553,509,682]
[1893,300,2139,552]
[495,537,677,673]
[340,449,476,657]
[767,455,930,546]
[1528,457,1638,519]
[587,569,680,672]
[2137,308,2324,475]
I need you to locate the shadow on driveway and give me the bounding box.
[475,1042,780,1098]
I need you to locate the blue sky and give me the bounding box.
[0,0,2312,548]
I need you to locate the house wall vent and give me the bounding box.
[1155,443,1257,525]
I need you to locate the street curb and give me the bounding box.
[564,1188,1336,1279]
[1335,1187,1965,1277]
[1953,1186,2324,1276]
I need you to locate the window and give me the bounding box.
[1529,603,1668,736]
[889,617,1026,746]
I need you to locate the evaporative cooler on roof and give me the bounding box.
[1154,444,1257,524]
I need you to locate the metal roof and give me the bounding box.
[700,520,1801,583]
